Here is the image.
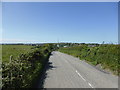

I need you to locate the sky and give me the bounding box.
[1,2,118,44]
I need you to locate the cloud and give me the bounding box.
[0,39,41,43]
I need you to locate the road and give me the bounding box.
[39,51,118,88]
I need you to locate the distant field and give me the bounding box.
[2,45,33,62]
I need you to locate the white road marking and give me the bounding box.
[76,70,86,81]
[76,70,94,88]
[88,82,94,88]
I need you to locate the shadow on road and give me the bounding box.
[36,55,56,88]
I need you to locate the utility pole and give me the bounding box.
[57,38,60,48]
[57,38,59,44]
[102,41,105,44]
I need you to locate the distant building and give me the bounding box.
[57,44,59,47]
[88,45,96,47]
[63,46,67,47]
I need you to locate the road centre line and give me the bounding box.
[75,70,94,88]
[76,70,86,81]
[88,82,94,88]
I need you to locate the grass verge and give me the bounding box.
[59,44,119,75]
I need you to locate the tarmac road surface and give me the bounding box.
[39,51,118,88]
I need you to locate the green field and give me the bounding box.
[2,45,33,62]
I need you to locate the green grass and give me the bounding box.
[59,44,119,75]
[2,45,33,62]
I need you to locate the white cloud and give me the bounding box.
[0,39,41,43]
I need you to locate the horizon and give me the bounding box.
[0,42,119,45]
[1,2,118,44]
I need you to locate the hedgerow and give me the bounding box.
[2,44,53,88]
